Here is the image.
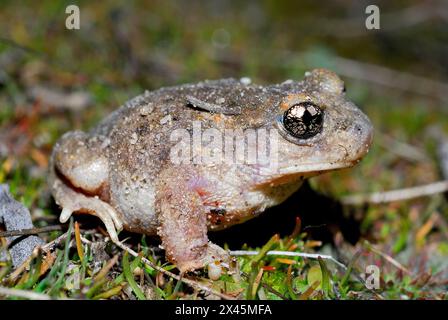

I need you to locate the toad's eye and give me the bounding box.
[282,102,323,139]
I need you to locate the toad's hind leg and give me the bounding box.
[50,131,123,241]
[50,172,123,242]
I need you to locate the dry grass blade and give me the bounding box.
[286,217,302,245]
[251,268,264,299]
[0,286,52,300]
[92,285,123,300]
[39,251,56,276]
[298,281,320,300]
[230,250,347,270]
[416,214,437,248]
[332,55,448,102]
[74,222,84,263]
[0,225,64,238]
[364,242,412,275]
[276,258,297,265]
[42,229,74,252]
[94,255,119,282]
[341,180,448,205]
[7,246,40,282]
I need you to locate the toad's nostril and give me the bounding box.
[338,144,349,158]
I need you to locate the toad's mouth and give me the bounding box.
[277,160,360,175]
[252,160,363,189]
[271,136,373,176]
[279,127,374,175]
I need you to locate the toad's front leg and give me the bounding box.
[156,169,230,273]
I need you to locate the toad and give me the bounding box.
[49,69,373,273]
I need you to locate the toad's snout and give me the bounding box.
[345,112,374,164]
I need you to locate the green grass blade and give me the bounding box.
[49,218,73,296]
[122,251,146,300]
[318,257,331,298]
[341,249,362,288]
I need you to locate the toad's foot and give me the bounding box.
[204,243,234,280]
[51,176,123,242]
[177,242,232,276]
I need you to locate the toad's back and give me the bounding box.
[90,79,287,233]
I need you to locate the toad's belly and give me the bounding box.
[109,167,303,235]
[109,179,159,235]
[206,180,304,231]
